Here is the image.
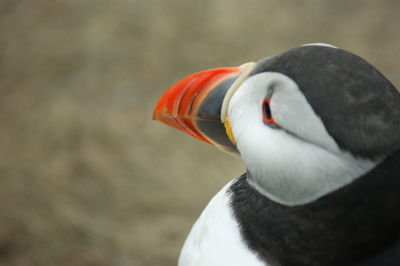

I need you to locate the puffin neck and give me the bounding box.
[228,149,400,266]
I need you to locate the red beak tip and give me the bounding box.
[153,66,242,147]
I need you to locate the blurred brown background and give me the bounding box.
[1,0,399,265]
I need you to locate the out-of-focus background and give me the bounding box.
[1,0,399,265]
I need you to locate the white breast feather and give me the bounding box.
[178,180,266,266]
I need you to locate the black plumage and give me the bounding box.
[251,46,400,159]
[229,150,400,266]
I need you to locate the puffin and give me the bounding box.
[153,43,400,266]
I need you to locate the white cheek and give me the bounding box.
[232,121,372,205]
[227,72,378,205]
[271,81,340,154]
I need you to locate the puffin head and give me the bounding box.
[154,43,400,206]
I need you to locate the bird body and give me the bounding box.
[153,44,400,266]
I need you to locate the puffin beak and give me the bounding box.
[153,62,256,154]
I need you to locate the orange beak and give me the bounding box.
[153,63,255,153]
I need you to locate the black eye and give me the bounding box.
[262,98,278,126]
[263,99,272,120]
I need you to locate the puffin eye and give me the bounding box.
[262,98,278,126]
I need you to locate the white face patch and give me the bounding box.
[228,72,379,206]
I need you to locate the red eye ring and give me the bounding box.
[262,98,278,125]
